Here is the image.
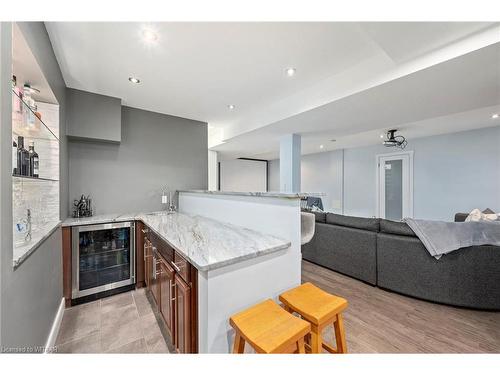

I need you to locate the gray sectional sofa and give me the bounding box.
[302,212,500,310]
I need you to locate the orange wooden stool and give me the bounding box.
[279,282,348,354]
[229,299,311,354]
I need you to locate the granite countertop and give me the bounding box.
[62,213,139,227]
[178,190,325,198]
[62,212,291,272]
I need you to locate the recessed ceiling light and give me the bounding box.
[380,134,385,139]
[142,29,158,42]
[319,144,324,149]
[227,104,235,110]
[285,67,296,77]
[128,77,140,84]
[492,113,499,119]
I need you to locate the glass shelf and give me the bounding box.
[12,174,59,182]
[12,89,59,142]
[12,88,60,269]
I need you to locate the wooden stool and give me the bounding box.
[229,299,311,354]
[279,282,348,354]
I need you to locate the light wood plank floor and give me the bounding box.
[302,260,500,353]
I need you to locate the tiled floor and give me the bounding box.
[55,288,171,353]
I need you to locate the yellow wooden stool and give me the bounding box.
[229,299,311,354]
[279,282,348,354]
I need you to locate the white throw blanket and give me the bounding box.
[404,218,500,259]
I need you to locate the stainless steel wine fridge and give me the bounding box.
[72,221,135,299]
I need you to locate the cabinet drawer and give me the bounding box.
[173,252,191,284]
[150,231,174,263]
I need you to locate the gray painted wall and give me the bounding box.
[1,22,67,349]
[0,22,13,347]
[67,88,122,143]
[69,106,208,215]
[269,126,500,220]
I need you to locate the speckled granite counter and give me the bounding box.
[62,211,290,271]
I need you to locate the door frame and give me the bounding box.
[376,150,414,219]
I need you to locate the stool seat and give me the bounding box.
[279,282,348,354]
[279,282,347,326]
[229,299,311,353]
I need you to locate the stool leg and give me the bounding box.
[333,314,347,354]
[297,337,305,354]
[232,332,245,353]
[310,325,322,354]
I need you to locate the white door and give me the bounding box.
[377,152,413,220]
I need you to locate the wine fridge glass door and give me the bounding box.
[72,222,135,299]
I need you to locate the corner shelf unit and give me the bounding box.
[12,89,60,268]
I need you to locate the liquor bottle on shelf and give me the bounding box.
[17,136,30,176]
[28,141,39,178]
[12,139,17,175]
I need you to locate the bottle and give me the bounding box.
[17,136,29,176]
[28,141,39,178]
[12,139,17,175]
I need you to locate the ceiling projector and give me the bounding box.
[383,129,407,149]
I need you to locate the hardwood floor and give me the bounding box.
[302,260,500,353]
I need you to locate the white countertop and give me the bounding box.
[62,211,291,272]
[178,190,325,198]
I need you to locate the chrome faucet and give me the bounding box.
[167,191,177,213]
[25,209,32,242]
[161,188,177,213]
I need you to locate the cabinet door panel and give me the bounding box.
[174,274,191,353]
[159,260,175,337]
[151,254,161,307]
[144,239,153,289]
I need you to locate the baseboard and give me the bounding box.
[44,297,65,353]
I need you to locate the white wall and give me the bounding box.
[219,159,267,192]
[269,126,500,221]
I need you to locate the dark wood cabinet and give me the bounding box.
[174,273,191,354]
[159,259,175,337]
[141,223,198,353]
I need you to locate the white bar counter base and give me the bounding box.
[179,190,302,353]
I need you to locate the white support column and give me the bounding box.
[279,134,301,192]
[207,150,218,191]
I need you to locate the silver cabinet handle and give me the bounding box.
[170,261,181,273]
[141,228,149,234]
[152,255,157,279]
[170,280,176,301]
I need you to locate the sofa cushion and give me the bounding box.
[312,212,326,223]
[302,222,377,285]
[454,213,468,222]
[380,219,416,237]
[326,213,380,232]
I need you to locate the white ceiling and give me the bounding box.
[213,42,500,159]
[45,22,500,159]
